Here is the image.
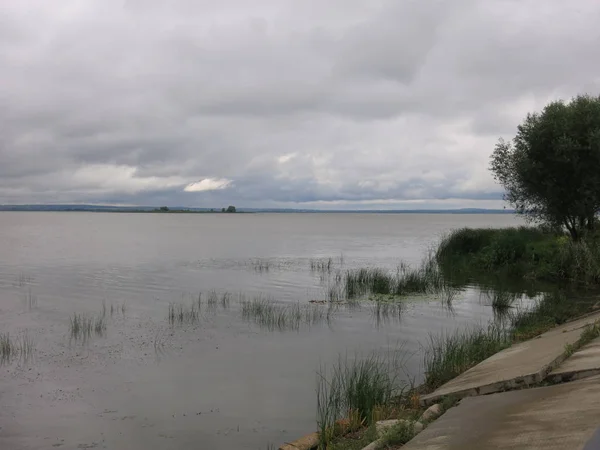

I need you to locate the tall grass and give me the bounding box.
[0,333,14,364]
[240,296,333,331]
[17,330,35,362]
[371,300,403,326]
[69,313,94,340]
[423,324,511,390]
[69,310,107,340]
[316,352,407,448]
[311,257,335,273]
[94,316,107,335]
[480,288,521,313]
[168,302,200,325]
[344,254,445,299]
[25,289,38,310]
[509,291,595,341]
[436,226,600,284]
[251,259,272,272]
[0,331,36,365]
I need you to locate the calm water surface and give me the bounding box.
[0,212,526,449]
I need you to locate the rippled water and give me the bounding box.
[0,212,526,449]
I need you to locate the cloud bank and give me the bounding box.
[1,0,599,208]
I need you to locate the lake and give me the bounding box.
[0,212,526,450]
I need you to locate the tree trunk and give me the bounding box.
[565,218,580,240]
[588,214,596,231]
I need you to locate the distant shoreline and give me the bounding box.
[0,205,514,214]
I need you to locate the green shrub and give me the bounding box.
[436,226,600,286]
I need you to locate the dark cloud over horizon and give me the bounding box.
[1,0,599,209]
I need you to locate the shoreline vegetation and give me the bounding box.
[437,226,600,285]
[316,287,599,449]
[314,222,600,449]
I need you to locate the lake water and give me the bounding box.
[0,212,526,450]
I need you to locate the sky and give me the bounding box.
[1,0,600,210]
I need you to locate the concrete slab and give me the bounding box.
[404,376,600,450]
[421,312,600,406]
[549,336,600,382]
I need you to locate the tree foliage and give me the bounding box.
[491,94,600,239]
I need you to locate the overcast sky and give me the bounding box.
[1,0,599,209]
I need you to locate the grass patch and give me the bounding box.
[0,333,15,363]
[344,254,446,300]
[371,300,404,326]
[0,331,36,365]
[250,258,273,272]
[379,420,419,448]
[509,291,596,341]
[311,257,335,273]
[488,289,520,312]
[316,352,409,448]
[325,425,378,450]
[94,315,107,335]
[241,296,333,331]
[24,289,38,310]
[436,226,600,285]
[69,313,94,340]
[167,302,200,326]
[69,310,108,340]
[424,324,512,391]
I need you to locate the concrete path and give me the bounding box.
[405,376,600,450]
[550,336,600,382]
[420,311,600,406]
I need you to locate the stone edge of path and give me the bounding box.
[420,316,600,406]
[278,432,319,450]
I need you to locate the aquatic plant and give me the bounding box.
[423,323,511,390]
[0,331,36,365]
[316,351,408,448]
[343,254,446,299]
[310,257,334,273]
[240,296,333,331]
[167,302,200,326]
[69,313,94,340]
[510,291,595,341]
[251,258,272,272]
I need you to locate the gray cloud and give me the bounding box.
[1,0,599,208]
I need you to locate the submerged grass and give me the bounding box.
[69,313,93,340]
[370,300,404,326]
[311,257,335,273]
[24,289,38,310]
[251,258,273,272]
[423,323,511,391]
[509,291,596,341]
[316,351,409,448]
[480,288,521,315]
[168,302,200,326]
[0,333,14,363]
[69,310,107,341]
[0,331,35,365]
[241,296,333,331]
[343,254,446,300]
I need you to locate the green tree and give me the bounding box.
[159,206,169,212]
[491,94,600,239]
[226,205,236,213]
